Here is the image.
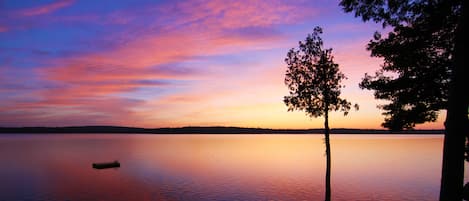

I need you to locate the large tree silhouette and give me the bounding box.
[340,0,469,200]
[284,26,357,201]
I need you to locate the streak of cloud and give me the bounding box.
[19,0,75,16]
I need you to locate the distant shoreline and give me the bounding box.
[0,126,444,134]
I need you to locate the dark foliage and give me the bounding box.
[340,1,469,200]
[284,27,355,117]
[284,26,357,201]
[341,0,460,130]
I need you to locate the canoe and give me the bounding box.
[92,161,120,169]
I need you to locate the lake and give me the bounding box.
[0,134,457,201]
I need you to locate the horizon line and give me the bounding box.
[0,125,445,134]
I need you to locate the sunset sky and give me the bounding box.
[0,0,445,129]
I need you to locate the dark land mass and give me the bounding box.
[0,126,444,134]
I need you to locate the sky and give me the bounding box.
[0,0,445,129]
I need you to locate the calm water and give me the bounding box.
[0,134,454,201]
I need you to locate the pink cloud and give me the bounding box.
[4,24,281,127]
[162,0,316,30]
[19,0,75,16]
[0,98,142,127]
[1,0,325,127]
[38,21,287,96]
[0,25,8,32]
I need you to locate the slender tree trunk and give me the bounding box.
[324,109,331,201]
[439,1,469,200]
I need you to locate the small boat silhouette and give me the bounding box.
[92,160,120,169]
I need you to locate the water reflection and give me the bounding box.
[0,134,444,201]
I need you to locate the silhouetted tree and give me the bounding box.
[340,0,469,200]
[284,26,357,201]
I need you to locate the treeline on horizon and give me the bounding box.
[0,126,444,134]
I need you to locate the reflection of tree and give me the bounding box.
[339,1,469,200]
[283,26,357,201]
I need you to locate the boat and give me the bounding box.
[92,160,120,169]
